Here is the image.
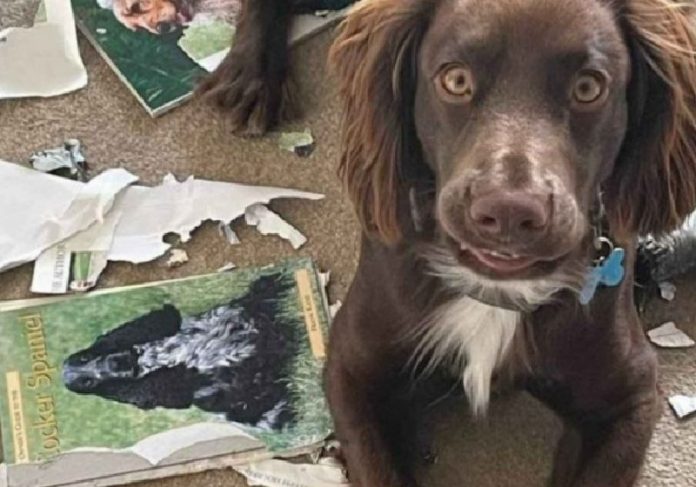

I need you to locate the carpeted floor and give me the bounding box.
[1,3,695,486]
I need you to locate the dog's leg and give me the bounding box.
[325,359,420,487]
[197,0,295,136]
[548,393,660,487]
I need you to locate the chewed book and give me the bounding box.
[0,258,332,487]
[70,0,350,116]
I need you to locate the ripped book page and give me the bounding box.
[107,175,322,263]
[0,0,87,99]
[0,161,137,273]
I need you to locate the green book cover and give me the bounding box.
[69,0,348,117]
[0,258,332,486]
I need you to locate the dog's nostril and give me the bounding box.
[479,216,498,228]
[469,192,549,238]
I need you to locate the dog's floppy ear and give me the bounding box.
[329,0,437,243]
[607,0,696,237]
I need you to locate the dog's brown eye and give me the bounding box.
[572,71,607,106]
[438,65,475,102]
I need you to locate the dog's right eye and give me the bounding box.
[437,65,476,102]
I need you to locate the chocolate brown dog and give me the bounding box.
[324,1,696,486]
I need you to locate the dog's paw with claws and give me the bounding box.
[197,52,297,137]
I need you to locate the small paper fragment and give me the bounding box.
[166,249,189,268]
[668,395,696,419]
[30,138,87,180]
[659,281,676,302]
[219,222,241,245]
[278,129,315,158]
[245,204,307,249]
[328,300,342,319]
[237,458,349,487]
[647,322,695,349]
[217,262,237,273]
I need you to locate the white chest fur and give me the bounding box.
[414,295,521,416]
[416,249,573,416]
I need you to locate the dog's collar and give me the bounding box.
[579,191,626,304]
[461,289,536,313]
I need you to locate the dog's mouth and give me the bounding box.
[446,237,561,278]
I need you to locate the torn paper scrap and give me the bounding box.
[278,129,315,158]
[217,262,237,273]
[31,208,123,294]
[668,395,696,419]
[107,175,322,263]
[647,322,695,349]
[0,0,87,99]
[166,249,189,268]
[237,458,349,487]
[245,204,308,250]
[30,138,87,181]
[219,222,241,245]
[658,281,676,302]
[0,161,137,272]
[329,301,343,319]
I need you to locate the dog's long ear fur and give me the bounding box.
[330,0,437,243]
[608,0,696,237]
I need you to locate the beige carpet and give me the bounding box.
[0,4,695,485]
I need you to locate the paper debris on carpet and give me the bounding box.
[219,222,241,245]
[245,204,308,250]
[0,160,323,293]
[107,175,321,263]
[0,0,87,99]
[668,395,696,419]
[30,138,88,181]
[278,129,316,158]
[658,281,676,302]
[166,249,189,268]
[237,458,349,487]
[647,322,695,349]
[217,262,237,273]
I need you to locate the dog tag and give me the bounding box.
[579,247,625,305]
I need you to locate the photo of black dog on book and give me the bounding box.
[61,273,299,431]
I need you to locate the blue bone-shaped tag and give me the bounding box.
[579,247,626,305]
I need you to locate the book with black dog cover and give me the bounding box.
[0,258,332,487]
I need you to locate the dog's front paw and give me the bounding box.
[197,52,296,136]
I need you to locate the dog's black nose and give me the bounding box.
[470,191,550,241]
[157,21,176,34]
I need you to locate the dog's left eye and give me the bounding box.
[437,65,476,102]
[571,70,609,107]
